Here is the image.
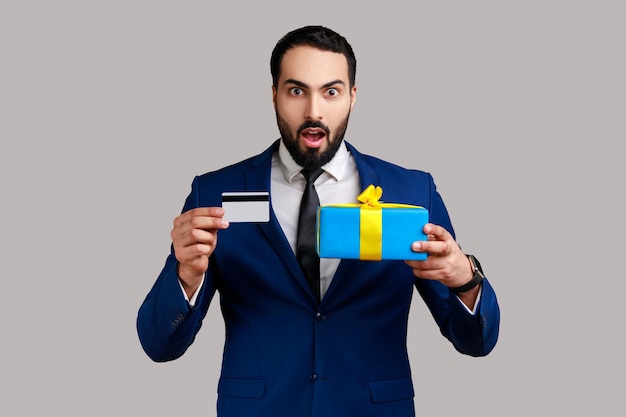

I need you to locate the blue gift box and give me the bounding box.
[315,186,429,261]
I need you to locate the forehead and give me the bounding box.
[279,45,349,86]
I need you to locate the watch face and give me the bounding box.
[468,255,483,274]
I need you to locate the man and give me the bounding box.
[137,25,500,417]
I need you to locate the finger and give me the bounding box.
[187,214,229,232]
[185,227,218,246]
[411,240,450,256]
[405,259,442,281]
[175,207,227,226]
[422,223,451,242]
[174,213,229,235]
[176,243,212,263]
[184,206,226,218]
[174,232,218,263]
[172,223,221,257]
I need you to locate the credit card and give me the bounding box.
[221,191,270,223]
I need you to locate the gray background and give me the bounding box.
[2,1,624,415]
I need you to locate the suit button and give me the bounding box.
[316,312,326,321]
[170,313,185,329]
[310,373,318,381]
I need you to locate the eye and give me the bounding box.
[290,87,304,96]
[327,88,339,97]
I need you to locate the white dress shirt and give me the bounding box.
[271,140,361,298]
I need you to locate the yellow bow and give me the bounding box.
[357,184,384,207]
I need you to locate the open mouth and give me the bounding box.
[300,127,326,149]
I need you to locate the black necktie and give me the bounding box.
[296,168,324,302]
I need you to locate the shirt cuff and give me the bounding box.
[456,284,482,315]
[179,276,204,307]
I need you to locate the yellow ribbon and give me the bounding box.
[327,185,422,260]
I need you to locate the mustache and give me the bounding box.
[297,120,331,136]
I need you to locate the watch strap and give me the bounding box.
[450,254,484,294]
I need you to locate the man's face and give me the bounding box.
[273,46,357,170]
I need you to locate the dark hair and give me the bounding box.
[270,26,357,88]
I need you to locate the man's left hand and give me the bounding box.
[405,223,473,289]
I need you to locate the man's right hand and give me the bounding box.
[171,207,229,296]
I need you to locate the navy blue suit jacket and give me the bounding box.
[137,141,500,417]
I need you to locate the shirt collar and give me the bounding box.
[278,139,350,183]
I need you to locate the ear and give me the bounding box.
[272,85,277,109]
[349,85,357,110]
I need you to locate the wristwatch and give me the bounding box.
[450,254,484,294]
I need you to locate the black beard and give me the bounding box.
[276,114,350,170]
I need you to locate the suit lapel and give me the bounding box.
[347,142,382,190]
[244,141,316,302]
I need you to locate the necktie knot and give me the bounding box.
[302,168,324,184]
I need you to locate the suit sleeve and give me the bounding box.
[136,176,219,362]
[415,173,500,357]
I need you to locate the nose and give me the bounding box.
[305,94,322,121]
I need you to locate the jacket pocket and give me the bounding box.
[369,377,414,403]
[218,376,266,399]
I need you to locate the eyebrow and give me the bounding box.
[283,79,346,89]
